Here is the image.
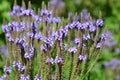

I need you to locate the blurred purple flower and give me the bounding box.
[1,44,8,57]
[52,17,61,23]
[104,58,120,70]
[115,75,120,80]
[49,0,65,10]
[103,31,117,47]
[115,47,120,53]
[0,76,3,80]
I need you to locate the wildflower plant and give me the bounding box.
[1,0,106,80]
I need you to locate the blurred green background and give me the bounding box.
[0,0,120,80]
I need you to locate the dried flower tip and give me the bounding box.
[75,38,80,44]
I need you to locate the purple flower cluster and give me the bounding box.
[13,60,25,71]
[104,58,120,70]
[3,66,12,74]
[24,44,34,59]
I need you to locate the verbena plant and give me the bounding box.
[1,0,107,80]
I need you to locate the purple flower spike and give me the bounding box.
[83,33,90,40]
[81,22,89,29]
[24,44,34,57]
[19,36,26,44]
[27,32,34,39]
[89,25,96,32]
[78,54,86,61]
[55,55,62,63]
[96,42,102,48]
[5,33,11,38]
[2,24,9,33]
[59,27,67,37]
[35,32,42,40]
[13,60,21,67]
[96,19,103,27]
[34,74,42,80]
[4,66,12,74]
[75,38,80,44]
[18,65,25,72]
[33,15,42,22]
[68,47,77,53]
[0,76,3,80]
[43,36,54,47]
[24,52,33,59]
[53,17,61,23]
[46,57,54,64]
[13,5,20,11]
[8,37,14,42]
[13,60,25,71]
[20,74,29,80]
[40,9,52,16]
[41,44,47,52]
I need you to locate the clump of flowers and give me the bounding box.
[1,0,106,80]
[104,58,120,80]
